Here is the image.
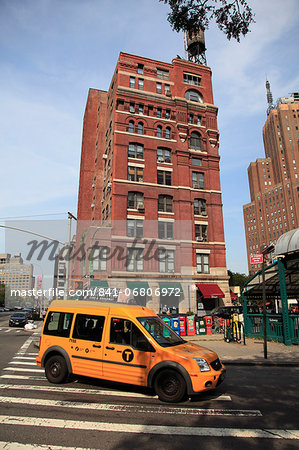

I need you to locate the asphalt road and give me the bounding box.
[0,316,298,449]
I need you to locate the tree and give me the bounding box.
[0,283,5,307]
[160,0,255,41]
[228,270,250,289]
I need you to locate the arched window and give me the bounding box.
[165,127,171,139]
[185,89,203,103]
[128,120,134,133]
[157,125,162,138]
[137,122,144,135]
[190,131,201,151]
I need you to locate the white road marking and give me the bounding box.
[5,330,11,333]
[3,367,44,373]
[12,356,36,360]
[0,415,298,439]
[16,353,38,356]
[8,361,37,366]
[0,375,44,381]
[0,382,231,400]
[0,442,93,449]
[0,396,261,416]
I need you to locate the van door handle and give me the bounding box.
[106,346,115,350]
[93,344,101,348]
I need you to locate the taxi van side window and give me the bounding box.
[72,314,105,342]
[44,312,73,337]
[110,318,154,352]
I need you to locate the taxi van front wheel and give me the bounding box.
[154,369,187,403]
[45,355,68,384]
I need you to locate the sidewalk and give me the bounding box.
[184,334,299,366]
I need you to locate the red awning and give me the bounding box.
[196,284,225,299]
[230,290,237,301]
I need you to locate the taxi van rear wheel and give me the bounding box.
[154,369,186,403]
[45,355,68,384]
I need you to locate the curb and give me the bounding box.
[222,360,299,367]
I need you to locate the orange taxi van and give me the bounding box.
[36,301,226,402]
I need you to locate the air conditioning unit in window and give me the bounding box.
[91,203,95,209]
[92,183,95,188]
[107,182,112,188]
[196,236,204,242]
[102,154,107,159]
[137,203,144,211]
[201,211,207,216]
[165,90,172,97]
[193,184,199,189]
[157,157,164,163]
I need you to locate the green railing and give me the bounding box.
[245,314,283,342]
[289,315,299,344]
[245,314,299,344]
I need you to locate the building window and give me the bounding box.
[128,120,134,133]
[90,246,108,271]
[129,102,135,113]
[194,198,207,216]
[138,78,144,90]
[128,143,143,159]
[127,248,143,272]
[157,68,169,80]
[157,147,171,163]
[196,253,209,273]
[183,73,201,86]
[192,172,204,189]
[158,221,174,239]
[195,224,208,242]
[127,219,144,238]
[130,77,135,89]
[157,170,172,185]
[138,104,144,115]
[165,109,170,119]
[158,195,173,212]
[157,107,162,118]
[197,115,202,125]
[185,89,203,103]
[128,166,143,182]
[156,82,162,94]
[188,113,194,124]
[165,84,170,95]
[158,249,174,273]
[190,131,201,150]
[127,192,144,210]
[137,122,144,135]
[137,63,144,74]
[157,125,162,138]
[165,127,171,139]
[192,157,202,166]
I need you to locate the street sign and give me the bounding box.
[250,254,263,264]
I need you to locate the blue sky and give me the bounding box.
[0,0,298,276]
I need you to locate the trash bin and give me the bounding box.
[171,317,180,335]
[186,315,196,336]
[196,317,207,335]
[204,316,213,335]
[179,316,186,336]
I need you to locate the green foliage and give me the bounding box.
[160,0,255,41]
[228,270,250,289]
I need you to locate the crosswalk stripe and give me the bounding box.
[12,356,36,360]
[0,415,298,439]
[16,353,38,356]
[0,441,93,449]
[3,367,44,373]
[0,375,44,381]
[0,383,232,401]
[0,396,262,416]
[9,361,37,366]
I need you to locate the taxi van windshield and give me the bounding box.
[138,316,186,347]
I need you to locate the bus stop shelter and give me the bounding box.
[242,229,299,346]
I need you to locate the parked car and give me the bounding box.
[9,312,29,327]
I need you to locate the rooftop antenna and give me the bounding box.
[266,79,274,116]
[184,28,207,65]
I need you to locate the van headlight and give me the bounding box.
[194,358,211,372]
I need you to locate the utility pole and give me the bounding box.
[64,212,77,299]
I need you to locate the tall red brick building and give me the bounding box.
[74,50,230,314]
[243,88,299,274]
